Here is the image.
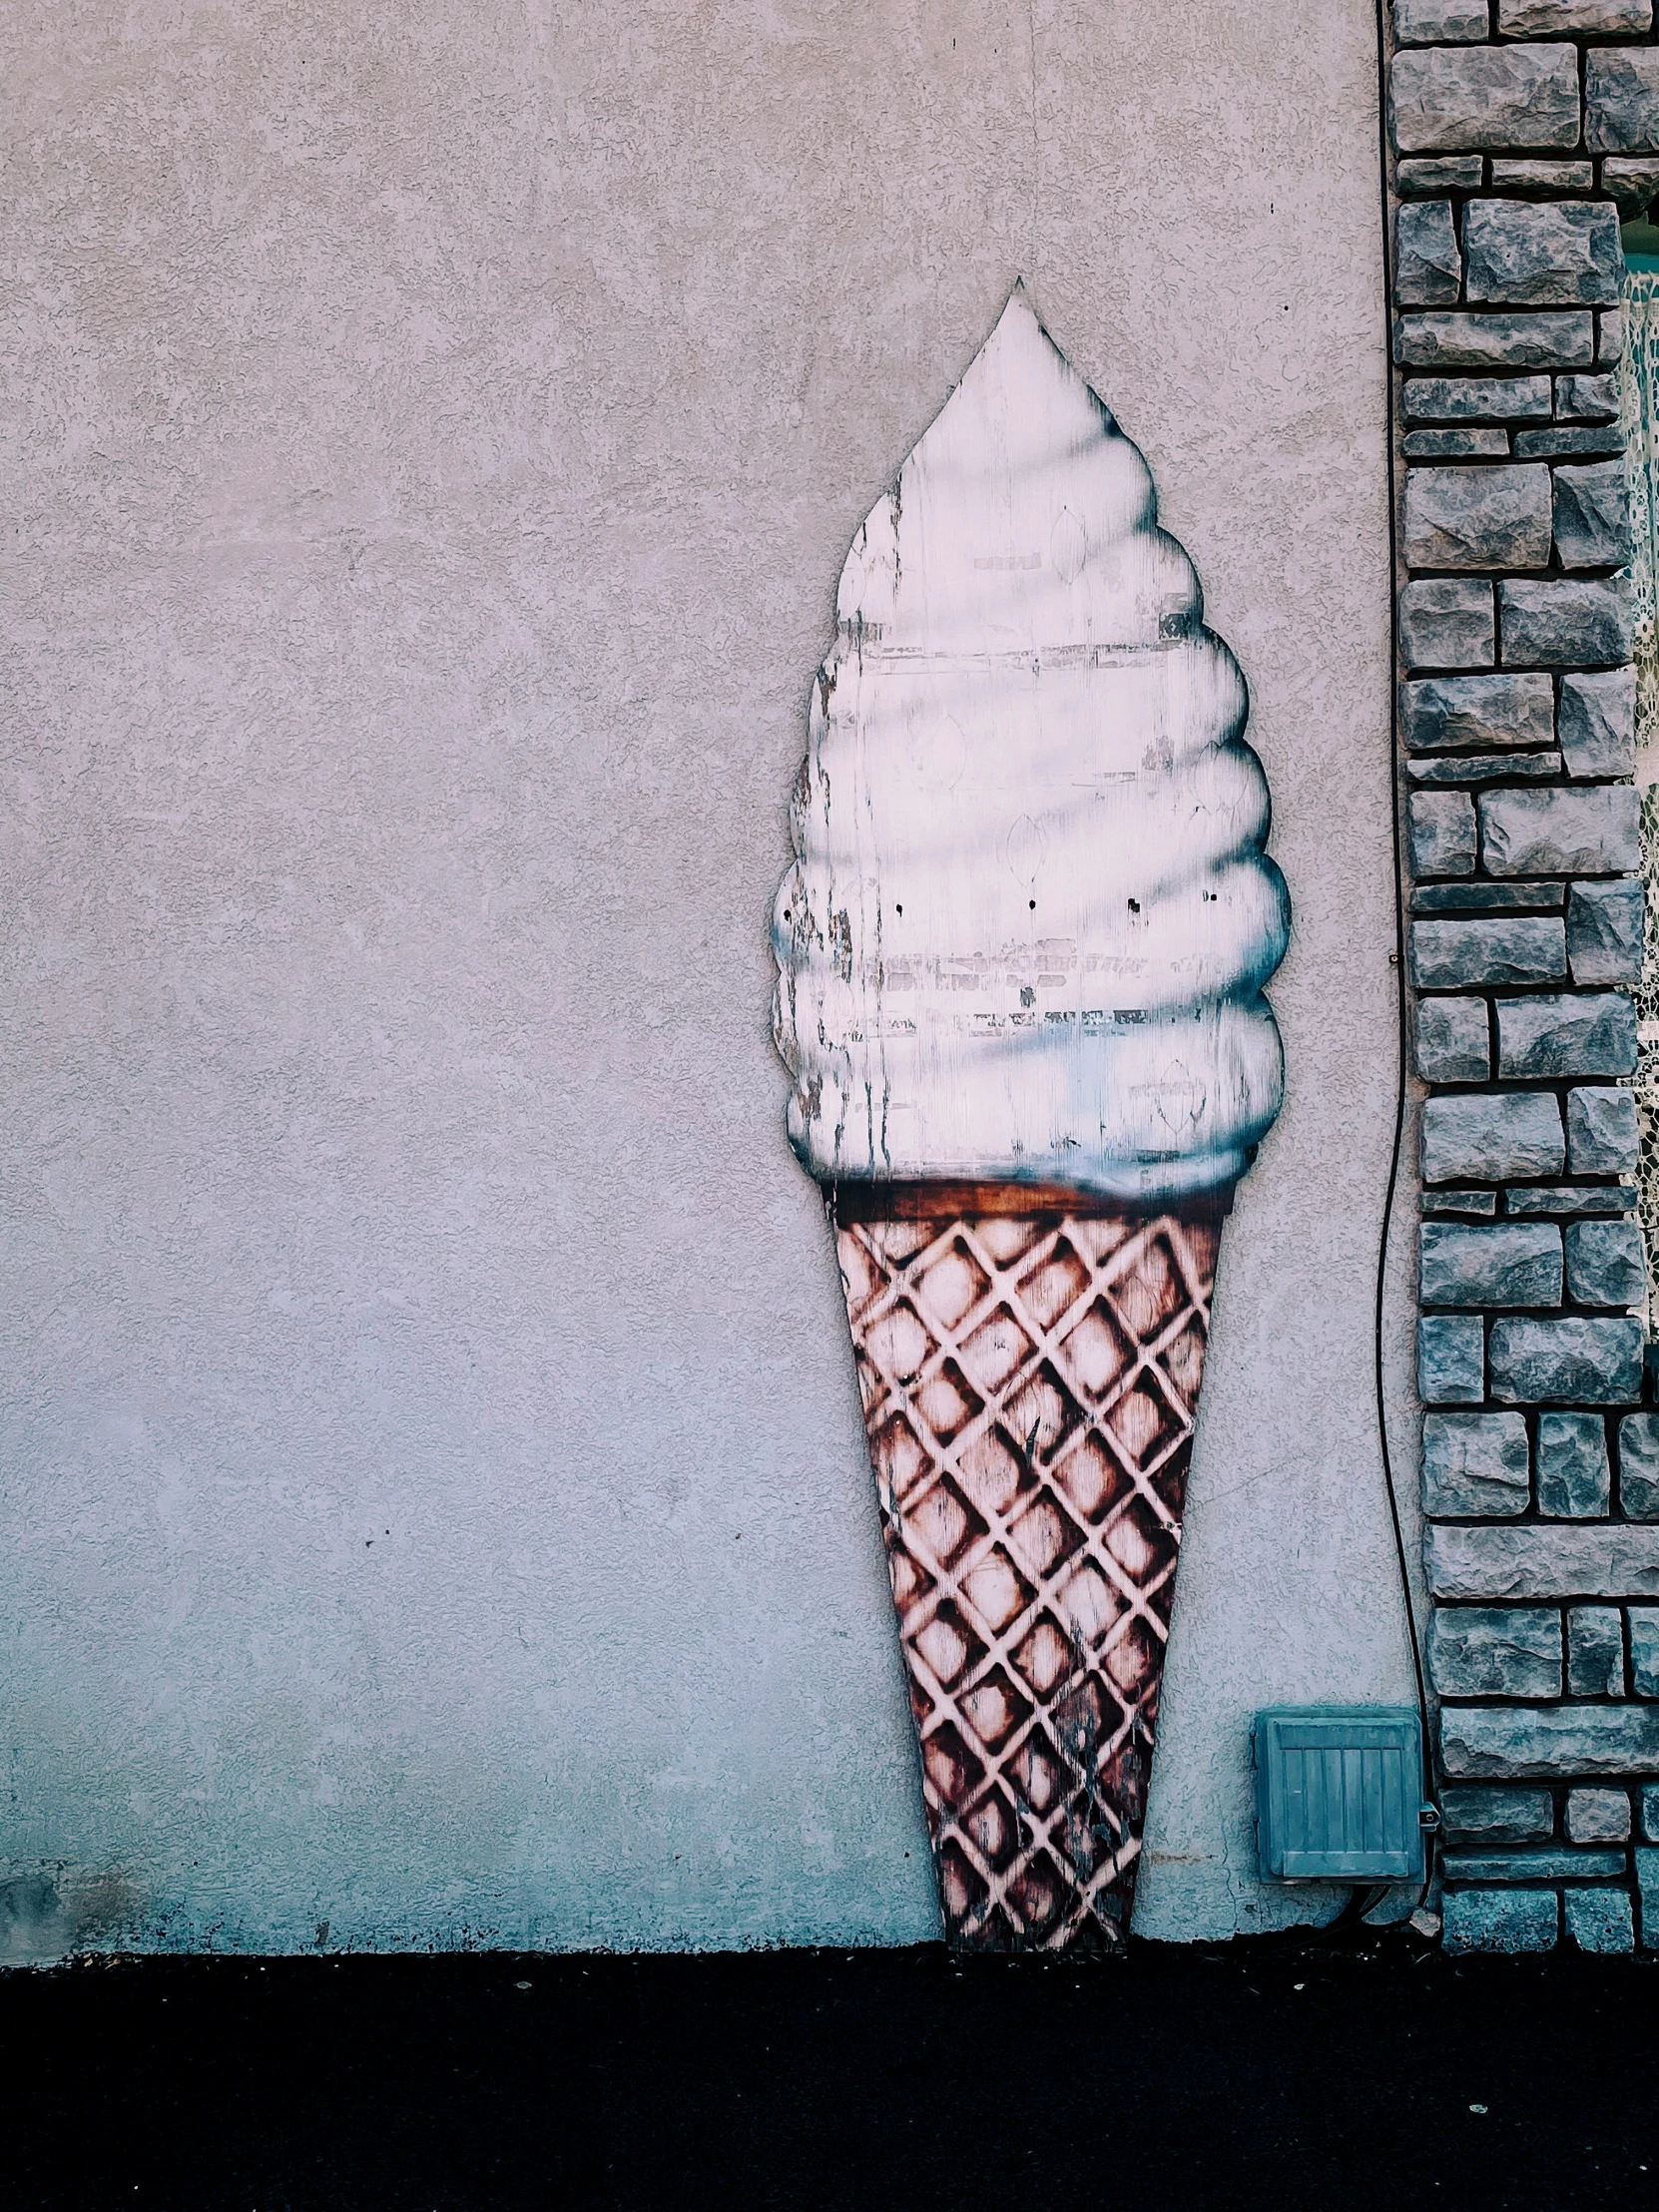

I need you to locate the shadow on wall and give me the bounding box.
[1,1870,142,1968]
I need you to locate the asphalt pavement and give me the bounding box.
[4,1926,1654,2208]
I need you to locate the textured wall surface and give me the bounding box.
[0,0,1404,1956]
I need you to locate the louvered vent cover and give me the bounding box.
[1254,1708,1424,1883]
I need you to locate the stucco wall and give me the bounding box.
[0,0,1407,1955]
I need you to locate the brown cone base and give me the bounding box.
[834,1197,1220,1952]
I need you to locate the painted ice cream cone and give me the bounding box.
[773,289,1288,1950]
[833,1189,1223,1948]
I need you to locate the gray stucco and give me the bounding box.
[0,1,1402,1956]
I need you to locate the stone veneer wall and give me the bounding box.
[1389,0,1659,1952]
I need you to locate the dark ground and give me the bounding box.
[3,1928,1655,2209]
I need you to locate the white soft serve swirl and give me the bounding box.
[772,288,1289,1204]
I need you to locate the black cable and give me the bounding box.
[1371,0,1438,1915]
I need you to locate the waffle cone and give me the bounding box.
[833,1183,1224,1952]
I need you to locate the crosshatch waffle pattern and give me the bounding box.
[836,1205,1219,1952]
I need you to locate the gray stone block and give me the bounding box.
[1565,1888,1635,1953]
[1600,307,1625,368]
[1392,46,1582,155]
[1558,668,1636,778]
[1557,373,1621,424]
[1405,465,1552,570]
[1565,1217,1647,1309]
[1397,200,1463,306]
[1553,459,1631,570]
[1423,1411,1531,1514]
[1443,1888,1559,1952]
[1400,580,1495,671]
[1408,789,1479,875]
[1567,1085,1640,1175]
[1422,1091,1564,1184]
[1600,157,1659,218]
[1424,1188,1500,1215]
[1643,1785,1659,1841]
[1631,1606,1659,1696]
[1409,749,1564,784]
[1504,1182,1637,1217]
[1488,1314,1645,1400]
[1499,0,1652,27]
[1396,312,1595,371]
[1420,1315,1486,1404]
[1495,992,1637,1078]
[1402,672,1555,751]
[1421,1221,1563,1307]
[1399,155,1488,194]
[1514,423,1627,458]
[1565,1787,1631,1843]
[1410,916,1565,988]
[1498,576,1633,666]
[1403,375,1552,421]
[1414,879,1565,911]
[1588,48,1659,154]
[1570,1605,1627,1694]
[1641,1847,1659,1943]
[1490,159,1596,195]
[1404,428,1511,459]
[1440,1784,1554,1841]
[1538,1410,1612,1516]
[1395,0,1492,35]
[1619,1413,1659,1516]
[1481,785,1641,876]
[1429,1606,1561,1697]
[1440,1701,1659,1774]
[1567,879,1645,985]
[1416,997,1491,1082]
[1442,1844,1626,1879]
[1431,1524,1659,1602]
[1464,201,1623,308]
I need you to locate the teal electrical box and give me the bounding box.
[1253,1707,1424,1883]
